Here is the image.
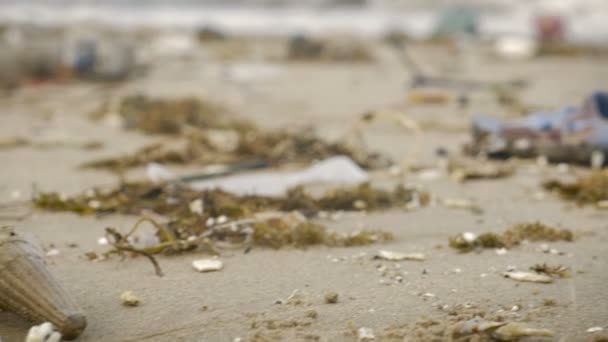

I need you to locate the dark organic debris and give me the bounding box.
[286,35,373,62]
[530,263,570,278]
[543,170,608,205]
[85,95,388,171]
[449,222,573,253]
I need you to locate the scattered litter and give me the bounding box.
[449,222,573,253]
[324,291,339,304]
[192,258,223,273]
[503,271,553,284]
[374,250,425,261]
[120,291,140,307]
[357,327,375,341]
[25,322,62,342]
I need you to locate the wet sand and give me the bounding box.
[1,40,608,341]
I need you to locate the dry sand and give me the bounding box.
[1,40,608,341]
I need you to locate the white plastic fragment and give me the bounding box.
[357,327,375,341]
[45,249,60,257]
[587,327,604,333]
[495,248,507,255]
[146,163,176,183]
[189,156,368,196]
[192,258,223,273]
[503,271,553,284]
[375,250,425,261]
[189,199,204,215]
[97,237,108,246]
[25,322,62,342]
[462,232,477,243]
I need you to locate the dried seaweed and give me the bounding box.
[543,170,608,204]
[449,222,573,253]
[286,36,373,62]
[530,263,570,278]
[85,95,388,171]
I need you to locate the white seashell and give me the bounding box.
[188,199,204,215]
[375,250,425,261]
[25,322,62,342]
[192,259,223,273]
[503,271,553,283]
[587,326,604,333]
[491,323,553,340]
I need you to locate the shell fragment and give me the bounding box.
[375,250,425,261]
[192,259,223,272]
[503,271,553,283]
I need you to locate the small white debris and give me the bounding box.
[422,292,436,298]
[536,155,549,167]
[206,217,216,226]
[45,249,60,257]
[375,250,425,261]
[357,327,375,341]
[216,215,228,224]
[11,190,22,199]
[462,232,477,243]
[233,338,243,342]
[189,199,204,215]
[120,291,140,307]
[146,163,175,183]
[495,248,507,255]
[192,258,223,272]
[591,151,605,170]
[511,305,521,312]
[587,326,604,333]
[503,271,553,284]
[539,244,550,253]
[556,163,569,174]
[417,168,441,181]
[442,198,476,210]
[97,237,108,246]
[88,200,101,209]
[25,322,62,342]
[452,268,462,274]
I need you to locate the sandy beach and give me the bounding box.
[1,34,608,342]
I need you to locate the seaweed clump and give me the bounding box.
[33,182,414,253]
[85,95,388,171]
[449,222,573,253]
[543,170,608,205]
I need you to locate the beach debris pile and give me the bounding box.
[543,170,608,206]
[33,181,420,272]
[449,222,574,253]
[85,95,387,171]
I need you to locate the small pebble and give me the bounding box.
[324,291,339,304]
[120,291,140,307]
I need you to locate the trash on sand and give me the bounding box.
[120,291,140,307]
[25,322,62,342]
[451,318,506,337]
[0,227,87,340]
[324,291,339,304]
[374,250,425,261]
[357,327,376,341]
[588,327,604,333]
[543,170,608,205]
[449,222,573,253]
[85,95,388,171]
[286,35,373,62]
[188,156,368,196]
[503,271,554,284]
[192,258,223,273]
[469,91,608,165]
[492,322,553,340]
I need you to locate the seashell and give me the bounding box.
[452,318,507,337]
[192,258,223,272]
[0,227,86,340]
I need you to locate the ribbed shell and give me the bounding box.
[0,227,86,340]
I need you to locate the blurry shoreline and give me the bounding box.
[1,2,608,43]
